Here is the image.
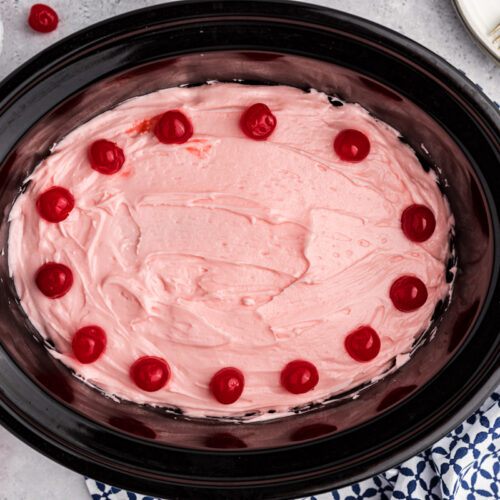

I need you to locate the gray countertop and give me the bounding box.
[0,1,498,499]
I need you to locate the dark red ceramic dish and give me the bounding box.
[0,1,498,498]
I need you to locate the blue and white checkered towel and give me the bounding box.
[86,386,500,500]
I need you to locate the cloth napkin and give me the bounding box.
[86,385,500,500]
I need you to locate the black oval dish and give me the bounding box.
[0,1,499,499]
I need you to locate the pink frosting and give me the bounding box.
[8,84,453,419]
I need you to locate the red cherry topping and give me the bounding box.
[334,129,370,162]
[154,110,193,144]
[240,103,277,140]
[28,4,58,33]
[72,326,107,364]
[345,326,381,362]
[280,360,319,394]
[210,367,245,404]
[88,139,125,175]
[130,356,170,392]
[390,276,428,312]
[35,263,73,298]
[401,204,436,242]
[36,186,74,222]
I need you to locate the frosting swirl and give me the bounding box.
[8,84,453,419]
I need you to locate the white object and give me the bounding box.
[452,0,500,63]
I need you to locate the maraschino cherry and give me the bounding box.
[280,360,319,394]
[345,326,381,362]
[390,276,428,312]
[210,367,244,404]
[401,204,436,242]
[35,263,73,298]
[36,186,74,222]
[28,4,58,33]
[334,129,370,162]
[154,110,193,144]
[88,139,125,174]
[72,326,107,364]
[130,356,170,392]
[240,103,276,140]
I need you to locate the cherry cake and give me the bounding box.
[8,84,454,420]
